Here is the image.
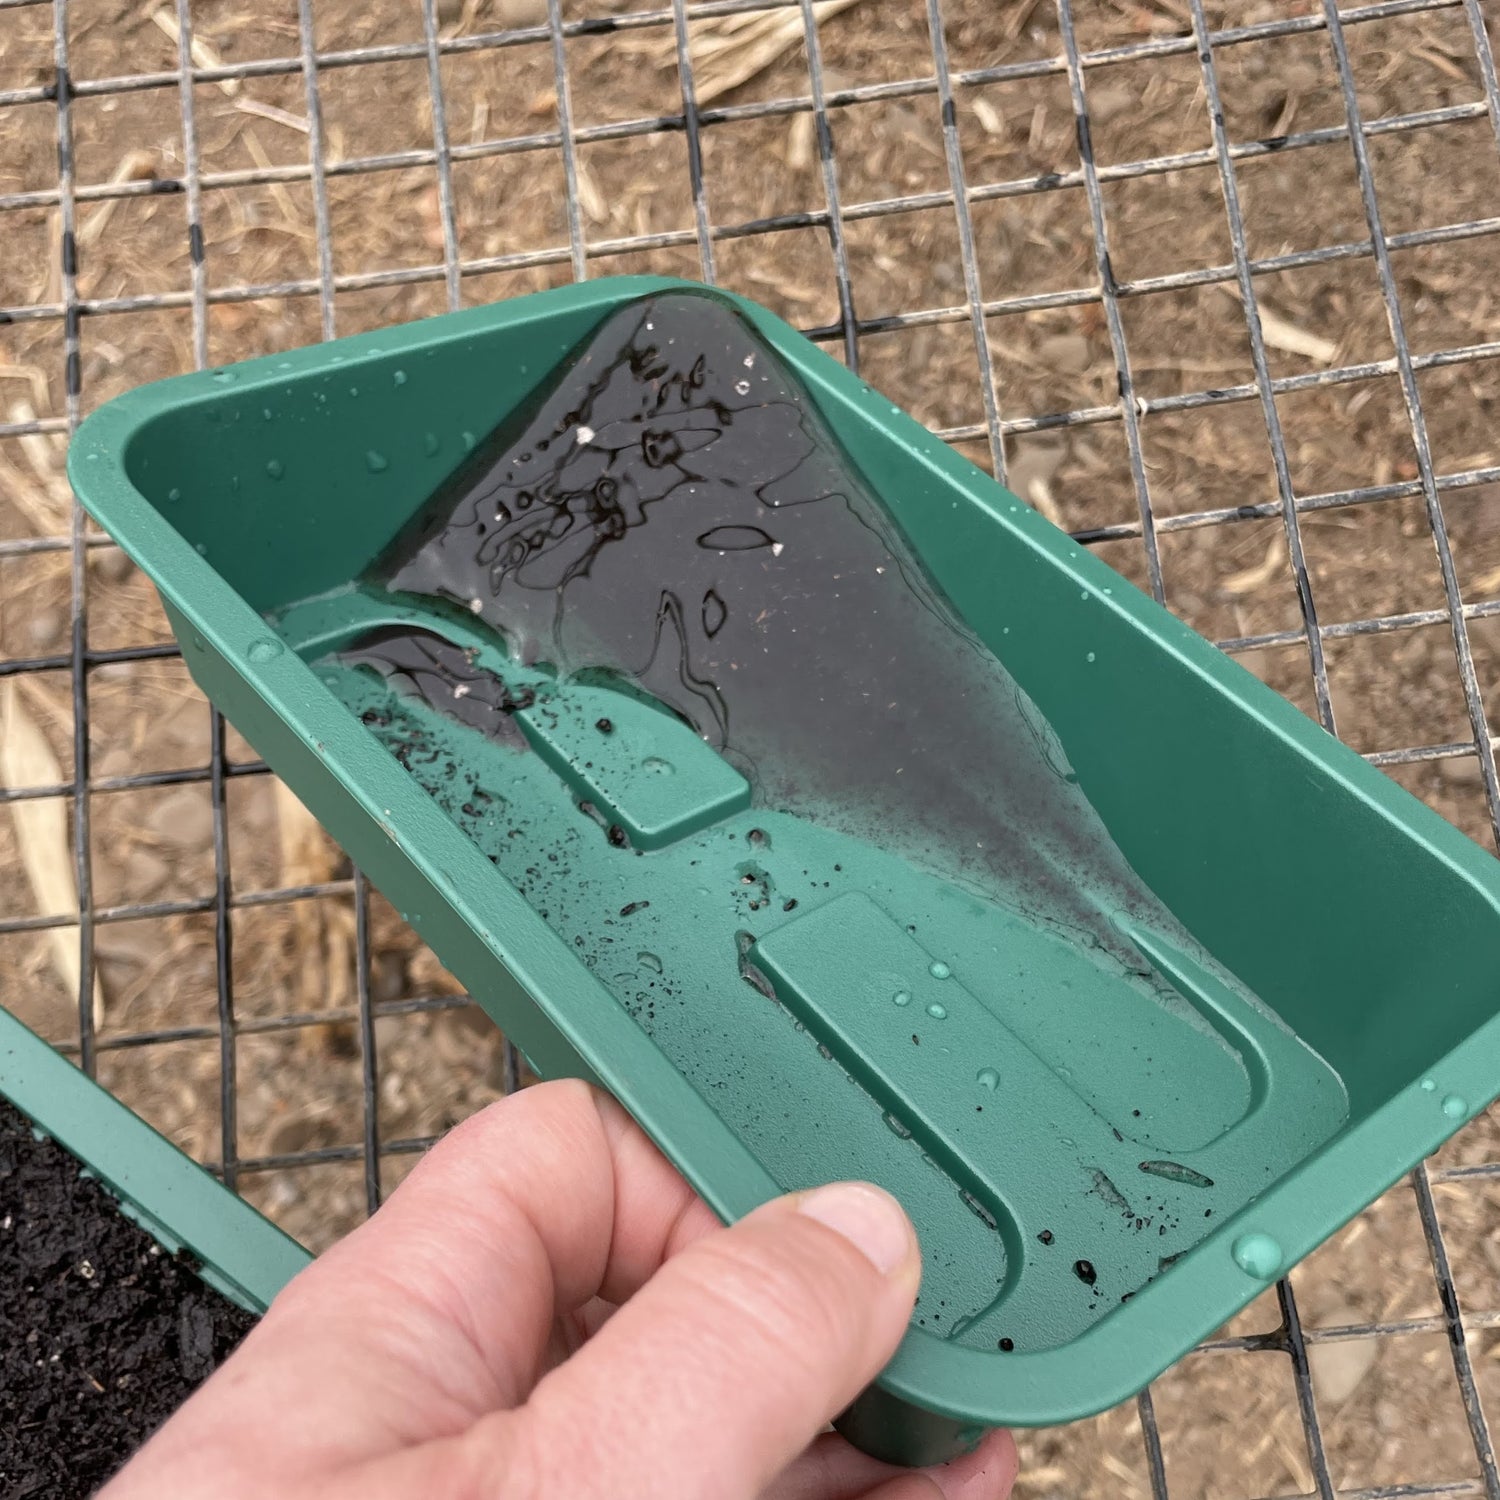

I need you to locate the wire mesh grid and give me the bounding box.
[2,0,1500,1493]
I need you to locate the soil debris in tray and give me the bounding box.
[0,1097,256,1498]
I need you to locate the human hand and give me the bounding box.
[102,1079,1017,1500]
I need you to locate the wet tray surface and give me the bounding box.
[70,277,1500,1461]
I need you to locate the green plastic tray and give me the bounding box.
[69,276,1500,1465]
[0,1004,309,1314]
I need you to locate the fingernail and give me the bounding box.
[798,1182,913,1275]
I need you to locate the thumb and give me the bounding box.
[492,1181,921,1500]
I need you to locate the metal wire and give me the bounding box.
[924,0,1005,477]
[3,0,1499,1494]
[45,0,92,1092]
[1056,0,1165,605]
[1188,0,1335,735]
[795,0,858,369]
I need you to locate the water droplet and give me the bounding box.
[246,638,283,664]
[211,369,237,384]
[892,989,911,1007]
[882,1111,912,1139]
[1086,651,1097,663]
[976,1067,999,1090]
[926,1001,948,1020]
[929,960,951,980]
[366,449,389,473]
[956,1426,986,1451]
[462,430,476,450]
[1420,1077,1437,1092]
[637,951,663,975]
[641,756,674,775]
[1442,1093,1468,1120]
[423,431,439,456]
[265,458,284,479]
[262,407,275,421]
[166,487,181,503]
[1231,1232,1283,1280]
[349,385,360,397]
[194,541,208,556]
[1081,590,1091,601]
[393,369,407,386]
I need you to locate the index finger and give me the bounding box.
[107,1080,720,1495]
[286,1078,721,1402]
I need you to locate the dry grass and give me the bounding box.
[0,679,104,1028]
[3,0,1500,1493]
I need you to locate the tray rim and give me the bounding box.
[66,273,1500,1426]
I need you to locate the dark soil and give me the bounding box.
[0,1097,257,1499]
